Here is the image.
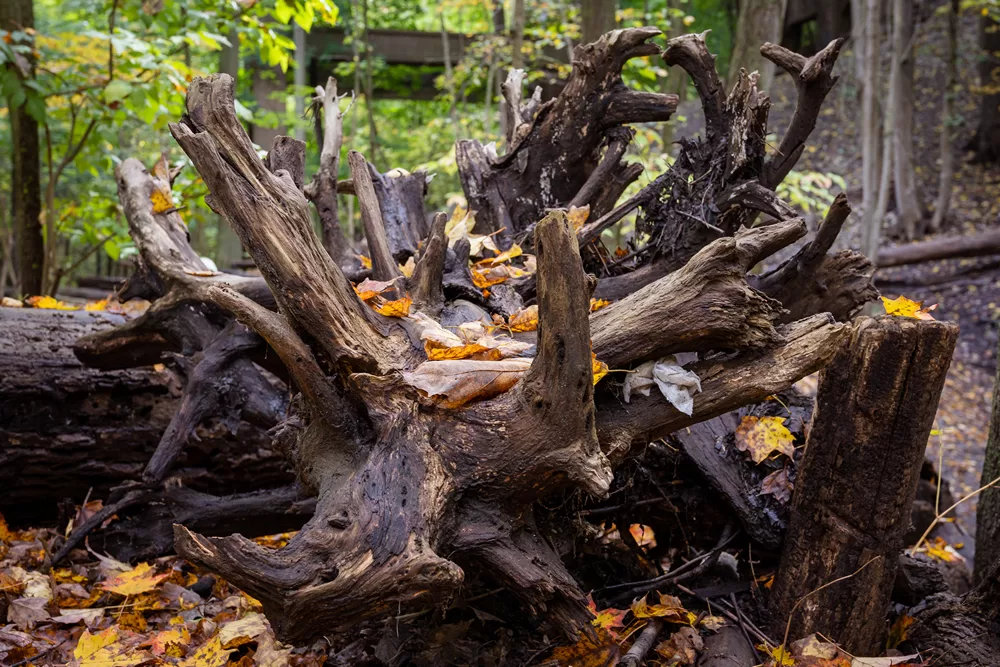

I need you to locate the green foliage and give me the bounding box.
[777,170,848,216]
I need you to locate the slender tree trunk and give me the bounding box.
[892,0,921,239]
[727,0,788,92]
[971,14,1000,162]
[975,333,1000,584]
[361,0,378,167]
[1,0,43,295]
[580,0,616,45]
[860,0,883,263]
[875,0,896,231]
[930,0,959,232]
[511,0,527,68]
[215,28,244,270]
[660,0,688,151]
[851,0,866,94]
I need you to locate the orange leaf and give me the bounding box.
[508,305,538,332]
[150,189,174,214]
[471,265,510,289]
[84,299,108,311]
[735,416,795,464]
[548,626,621,667]
[27,295,78,310]
[373,295,412,318]
[881,295,937,320]
[100,562,168,596]
[426,342,499,361]
[631,592,696,624]
[567,205,590,231]
[592,353,609,385]
[358,254,372,269]
[590,298,611,312]
[354,277,401,301]
[490,243,523,265]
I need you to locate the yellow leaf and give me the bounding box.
[887,615,914,650]
[354,277,401,301]
[881,295,937,320]
[426,342,497,361]
[631,592,696,624]
[508,305,539,332]
[373,295,412,318]
[150,189,174,214]
[567,205,590,231]
[589,298,611,312]
[629,523,657,548]
[735,416,795,464]
[27,295,79,310]
[471,265,511,289]
[403,358,531,408]
[218,612,269,648]
[183,269,219,277]
[490,243,523,265]
[592,353,609,385]
[100,562,168,596]
[758,643,795,667]
[84,299,108,311]
[73,627,151,667]
[399,256,416,278]
[143,627,191,656]
[178,635,233,667]
[549,626,621,667]
[358,254,372,269]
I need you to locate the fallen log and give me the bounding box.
[0,307,293,526]
[769,316,958,655]
[877,228,1000,267]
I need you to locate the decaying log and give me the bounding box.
[0,308,290,526]
[877,228,1000,268]
[697,625,756,667]
[769,316,958,655]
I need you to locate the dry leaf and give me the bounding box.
[623,357,702,415]
[84,299,108,311]
[592,353,609,385]
[758,643,795,667]
[100,562,168,596]
[567,205,590,231]
[760,467,794,503]
[51,608,105,627]
[178,635,233,667]
[629,524,656,549]
[1,296,23,307]
[735,416,795,464]
[587,596,628,638]
[655,626,703,665]
[150,189,174,214]
[548,626,621,667]
[507,305,538,332]
[357,254,372,269]
[73,627,152,667]
[373,296,412,317]
[851,657,920,667]
[403,358,531,408]
[354,277,401,301]
[881,295,937,320]
[218,613,269,647]
[589,298,611,312]
[631,592,696,624]
[27,295,78,310]
[184,269,219,277]
[399,256,416,278]
[887,615,914,650]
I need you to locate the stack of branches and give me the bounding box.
[48,26,994,665]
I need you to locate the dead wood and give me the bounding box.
[877,228,1000,267]
[769,316,958,655]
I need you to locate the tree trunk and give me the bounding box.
[930,0,959,232]
[860,0,883,263]
[0,308,292,526]
[215,27,244,270]
[727,0,788,92]
[970,15,1000,163]
[770,316,958,655]
[877,228,1000,266]
[974,332,1000,583]
[1,0,43,295]
[892,0,921,239]
[580,0,616,45]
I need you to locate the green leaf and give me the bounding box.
[103,239,121,261]
[103,80,132,103]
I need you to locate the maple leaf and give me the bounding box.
[758,643,796,666]
[218,612,269,648]
[373,295,412,318]
[403,358,531,408]
[881,295,937,320]
[100,562,168,596]
[760,467,795,503]
[735,416,796,464]
[549,626,622,667]
[143,627,191,656]
[73,627,152,667]
[590,298,611,312]
[178,635,233,667]
[586,595,628,638]
[27,295,79,310]
[567,204,590,231]
[508,305,538,332]
[631,592,696,624]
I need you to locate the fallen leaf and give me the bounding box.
[887,615,914,650]
[373,295,412,318]
[758,643,795,667]
[631,592,696,625]
[218,612,269,647]
[1,296,23,307]
[548,626,621,667]
[84,299,108,311]
[403,358,531,408]
[51,608,105,627]
[791,634,841,661]
[587,597,627,638]
[916,536,965,563]
[358,254,372,269]
[399,256,416,278]
[881,295,937,320]
[623,357,702,415]
[354,277,401,301]
[760,467,794,503]
[490,243,522,265]
[184,269,219,277]
[73,627,152,667]
[851,657,920,667]
[592,353,609,385]
[655,626,703,665]
[100,562,169,596]
[567,205,590,231]
[8,597,49,629]
[699,615,726,631]
[143,627,191,656]
[508,305,538,332]
[589,298,611,312]
[735,416,795,464]
[178,635,233,667]
[27,295,78,310]
[629,524,656,549]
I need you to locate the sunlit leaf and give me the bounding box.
[735,416,795,464]
[100,562,168,596]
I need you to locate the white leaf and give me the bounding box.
[851,657,920,667]
[652,356,702,416]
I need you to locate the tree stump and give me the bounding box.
[770,316,958,654]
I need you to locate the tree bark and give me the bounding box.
[1,0,43,294]
[0,308,292,526]
[970,14,1000,163]
[770,316,958,655]
[930,0,959,232]
[727,0,788,92]
[892,0,921,239]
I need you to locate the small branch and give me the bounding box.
[620,619,662,667]
[662,32,726,140]
[347,150,404,291]
[570,127,635,210]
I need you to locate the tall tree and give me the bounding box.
[892,0,921,238]
[971,13,1000,162]
[215,27,244,271]
[860,0,883,263]
[930,0,959,232]
[976,332,1000,583]
[580,0,616,44]
[1,0,43,295]
[727,0,788,92]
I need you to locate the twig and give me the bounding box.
[675,583,774,647]
[909,473,1000,555]
[10,640,65,667]
[730,592,762,663]
[620,618,662,666]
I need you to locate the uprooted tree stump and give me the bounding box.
[770,316,958,655]
[53,27,895,645]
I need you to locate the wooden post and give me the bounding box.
[770,316,958,654]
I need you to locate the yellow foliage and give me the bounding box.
[373,295,412,318]
[27,295,78,310]
[507,305,538,333]
[567,205,590,231]
[735,416,795,464]
[881,295,937,320]
[100,562,168,596]
[591,353,609,385]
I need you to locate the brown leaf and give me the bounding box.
[655,626,704,665]
[403,358,531,408]
[507,305,538,332]
[549,626,621,667]
[760,467,794,503]
[631,592,696,624]
[354,277,401,302]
